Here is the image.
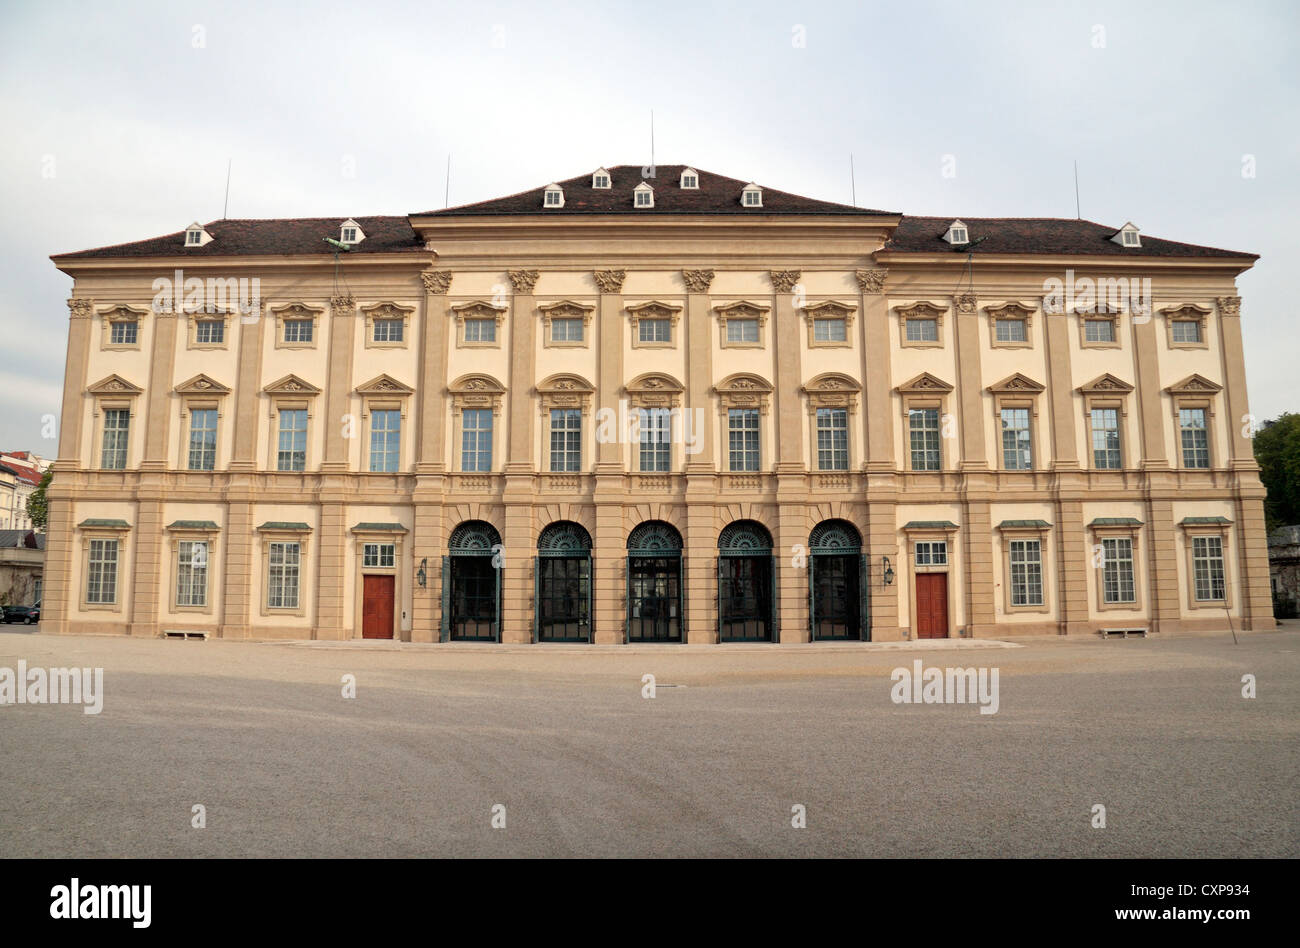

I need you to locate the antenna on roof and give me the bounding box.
[222,159,232,219]
[445,154,451,209]
[1073,160,1081,219]
[650,110,655,173]
[850,154,857,207]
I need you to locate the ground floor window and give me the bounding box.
[443,520,502,641]
[1192,535,1226,601]
[86,538,119,604]
[809,519,866,641]
[718,520,774,642]
[267,542,300,609]
[627,521,683,643]
[1101,537,1135,604]
[536,521,592,642]
[1009,539,1043,606]
[176,540,209,607]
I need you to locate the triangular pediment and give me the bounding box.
[263,374,321,395]
[988,373,1045,394]
[355,374,414,395]
[1078,373,1134,395]
[86,373,143,395]
[174,373,231,395]
[897,372,954,394]
[1166,373,1222,395]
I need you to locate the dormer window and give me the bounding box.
[1112,222,1141,248]
[634,182,654,208]
[544,185,565,208]
[339,218,365,245]
[680,168,699,189]
[592,169,611,189]
[943,220,969,246]
[183,222,212,247]
[741,184,762,207]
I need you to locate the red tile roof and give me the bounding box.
[884,216,1256,259]
[415,165,897,217]
[0,463,43,486]
[54,216,424,260]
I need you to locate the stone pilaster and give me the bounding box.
[409,502,444,642]
[321,296,356,473]
[127,498,164,636]
[865,496,901,640]
[775,506,809,642]
[505,269,541,473]
[857,269,894,471]
[501,505,534,643]
[1144,498,1181,633]
[314,501,347,639]
[593,269,624,473]
[141,312,178,471]
[1132,311,1168,469]
[1043,301,1078,469]
[953,294,987,469]
[684,504,717,643]
[229,305,265,472]
[963,497,996,636]
[416,270,452,473]
[771,270,804,473]
[220,498,254,638]
[592,501,625,643]
[1055,496,1089,634]
[683,269,715,473]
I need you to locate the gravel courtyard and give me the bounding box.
[1,627,1296,858]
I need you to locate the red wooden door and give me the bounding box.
[915,573,949,639]
[362,575,395,639]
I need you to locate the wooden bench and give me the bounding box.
[1101,627,1148,638]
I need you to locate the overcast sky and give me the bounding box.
[1,0,1295,454]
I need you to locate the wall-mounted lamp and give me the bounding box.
[417,557,428,588]
[882,555,895,586]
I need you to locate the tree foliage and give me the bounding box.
[1253,412,1300,532]
[26,468,52,531]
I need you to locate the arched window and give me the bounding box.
[718,520,776,642]
[627,521,683,642]
[536,522,592,642]
[442,521,502,642]
[808,520,868,641]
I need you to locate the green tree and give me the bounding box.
[25,467,51,531]
[1253,412,1300,532]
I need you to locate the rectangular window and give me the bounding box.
[638,408,671,472]
[277,409,308,472]
[195,320,224,344]
[1180,408,1209,468]
[816,407,848,471]
[1192,536,1226,601]
[188,408,218,471]
[464,319,496,343]
[267,541,301,609]
[915,541,948,566]
[176,540,209,607]
[909,408,941,471]
[1172,321,1201,344]
[1090,408,1121,469]
[101,408,130,469]
[461,409,493,472]
[86,538,119,605]
[369,409,401,472]
[110,320,138,345]
[549,408,582,472]
[905,318,938,342]
[638,319,671,343]
[1084,319,1115,343]
[726,318,759,343]
[1009,539,1043,606]
[995,318,1027,342]
[1101,537,1135,604]
[283,319,313,344]
[1000,408,1032,470]
[550,318,584,343]
[373,318,403,343]
[363,542,396,568]
[636,190,653,207]
[728,408,760,472]
[813,318,847,342]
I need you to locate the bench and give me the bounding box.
[1101,627,1148,638]
[162,630,209,640]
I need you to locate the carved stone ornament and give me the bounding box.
[986,301,1035,319]
[801,373,861,414]
[715,373,773,415]
[537,373,596,416]
[987,373,1045,394]
[954,293,977,315]
[421,270,453,294]
[1161,302,1213,319]
[770,270,801,293]
[1078,373,1134,395]
[1166,373,1223,395]
[263,374,322,395]
[86,374,143,395]
[449,374,506,413]
[330,296,356,319]
[508,269,540,293]
[897,301,948,319]
[682,269,716,293]
[68,298,95,319]
[855,268,888,293]
[594,269,627,294]
[356,374,415,395]
[362,302,414,321]
[896,372,954,394]
[273,302,323,321]
[1217,296,1241,317]
[174,373,231,395]
[625,372,684,409]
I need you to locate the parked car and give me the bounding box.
[2,602,39,624]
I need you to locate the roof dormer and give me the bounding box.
[634,181,654,208]
[339,218,365,245]
[942,219,971,246]
[680,167,699,189]
[741,183,762,207]
[592,168,611,189]
[543,183,565,208]
[1112,222,1141,248]
[184,222,212,248]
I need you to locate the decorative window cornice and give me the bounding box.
[714,373,773,416]
[594,269,627,294]
[625,372,684,409]
[448,374,506,414]
[99,304,148,350]
[714,300,769,348]
[801,372,861,415]
[536,373,596,416]
[86,374,143,397]
[988,373,1046,396]
[174,373,230,396]
[896,372,953,396]
[362,301,413,349]
[421,269,452,294]
[450,299,507,348]
[897,300,948,348]
[263,374,322,396]
[1166,373,1222,400]
[1078,373,1134,397]
[355,374,414,397]
[271,302,324,349]
[682,269,715,293]
[1161,302,1212,349]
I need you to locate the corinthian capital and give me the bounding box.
[855,268,888,294]
[770,270,801,293]
[1217,296,1241,317]
[508,269,540,293]
[330,296,356,319]
[67,298,94,319]
[594,269,627,294]
[682,269,715,293]
[421,270,452,294]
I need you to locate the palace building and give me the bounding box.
[42,165,1273,642]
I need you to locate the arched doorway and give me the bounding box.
[718,520,776,642]
[535,521,592,642]
[441,520,502,642]
[626,521,683,643]
[809,519,869,641]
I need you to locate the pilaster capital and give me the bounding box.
[68,298,95,319]
[682,269,715,293]
[421,270,452,294]
[330,296,356,319]
[954,293,978,315]
[1217,296,1242,317]
[508,269,540,293]
[594,269,626,294]
[769,270,801,293]
[855,268,888,294]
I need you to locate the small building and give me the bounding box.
[1268,525,1300,618]
[0,529,45,607]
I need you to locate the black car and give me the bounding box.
[2,602,40,624]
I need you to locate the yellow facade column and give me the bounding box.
[314,296,356,638]
[43,298,95,635]
[501,269,542,643]
[220,302,265,639]
[140,311,177,471]
[220,499,254,638]
[682,269,717,641]
[953,293,987,470]
[321,295,356,473]
[963,499,996,637]
[591,269,628,643]
[770,269,809,641]
[412,269,451,641]
[1043,298,1087,632]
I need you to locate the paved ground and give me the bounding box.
[1,625,1296,857]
